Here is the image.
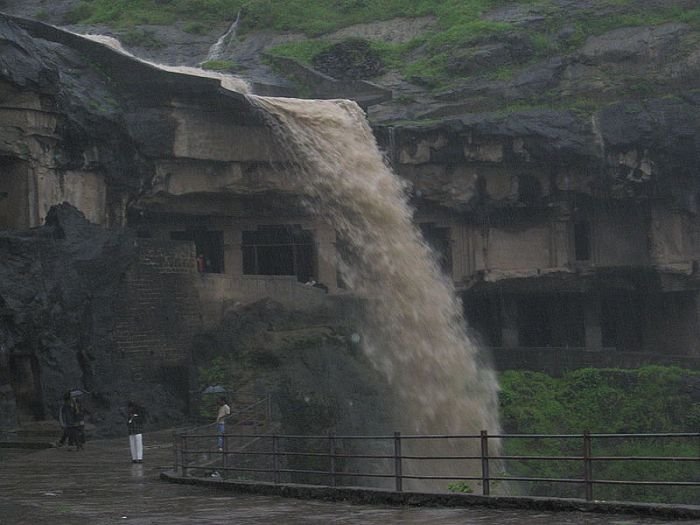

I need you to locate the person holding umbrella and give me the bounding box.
[216,396,230,452]
[127,401,145,463]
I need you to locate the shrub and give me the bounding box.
[201,59,237,71]
[119,29,164,49]
[63,2,95,24]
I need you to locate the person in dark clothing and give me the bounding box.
[127,401,144,463]
[57,392,72,447]
[59,393,80,450]
[72,397,86,450]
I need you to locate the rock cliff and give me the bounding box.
[1,3,699,435]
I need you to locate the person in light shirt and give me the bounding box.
[216,397,230,452]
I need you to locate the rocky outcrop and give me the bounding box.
[0,204,188,435]
[1,7,699,433]
[374,90,700,210]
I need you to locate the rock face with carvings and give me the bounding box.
[1,11,700,435]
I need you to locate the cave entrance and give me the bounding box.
[601,293,643,351]
[9,354,44,422]
[242,225,315,283]
[463,295,501,346]
[517,295,585,347]
[419,223,452,275]
[170,230,224,273]
[0,157,30,230]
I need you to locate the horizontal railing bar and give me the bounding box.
[587,433,700,439]
[590,480,700,487]
[178,432,700,440]
[209,466,275,474]
[590,456,699,462]
[494,455,582,461]
[488,476,585,484]
[275,468,345,476]
[323,471,394,479]
[185,451,699,463]
[399,455,483,461]
[398,475,484,481]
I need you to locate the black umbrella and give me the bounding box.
[69,389,89,398]
[201,385,227,394]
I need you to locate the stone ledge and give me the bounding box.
[160,471,700,520]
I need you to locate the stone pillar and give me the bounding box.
[500,295,519,348]
[583,294,602,350]
[450,224,473,283]
[549,208,571,268]
[315,226,337,292]
[224,229,242,277]
[650,204,686,266]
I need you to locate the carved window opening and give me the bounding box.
[9,354,44,422]
[0,157,29,230]
[419,223,452,275]
[170,230,224,273]
[574,221,591,261]
[601,294,642,350]
[242,225,314,283]
[517,295,584,347]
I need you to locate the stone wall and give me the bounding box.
[196,274,328,327]
[112,239,201,379]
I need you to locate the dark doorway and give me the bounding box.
[419,223,452,275]
[601,294,642,350]
[242,225,315,283]
[9,354,44,422]
[170,230,224,273]
[463,295,501,346]
[517,295,584,347]
[574,221,591,261]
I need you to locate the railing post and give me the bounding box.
[272,434,280,484]
[222,432,228,474]
[329,432,337,487]
[481,430,490,496]
[266,394,272,426]
[173,430,180,475]
[182,435,189,477]
[394,431,403,492]
[583,431,593,501]
[173,430,179,475]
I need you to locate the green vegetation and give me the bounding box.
[266,40,333,64]
[119,28,164,49]
[201,59,238,71]
[183,21,209,34]
[59,0,700,90]
[498,366,700,503]
[447,480,474,493]
[34,9,50,21]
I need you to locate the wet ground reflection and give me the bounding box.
[0,432,694,525]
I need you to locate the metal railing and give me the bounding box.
[171,430,700,504]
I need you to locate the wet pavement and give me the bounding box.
[0,432,696,525]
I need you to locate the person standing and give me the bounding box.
[216,397,230,452]
[72,396,85,450]
[127,401,144,464]
[57,392,75,448]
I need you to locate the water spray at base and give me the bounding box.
[247,95,502,490]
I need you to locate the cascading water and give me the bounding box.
[78,31,502,489]
[205,12,240,62]
[247,96,502,490]
[77,33,251,94]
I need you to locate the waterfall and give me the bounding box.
[247,95,502,490]
[206,11,240,62]
[74,30,502,489]
[77,33,251,94]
